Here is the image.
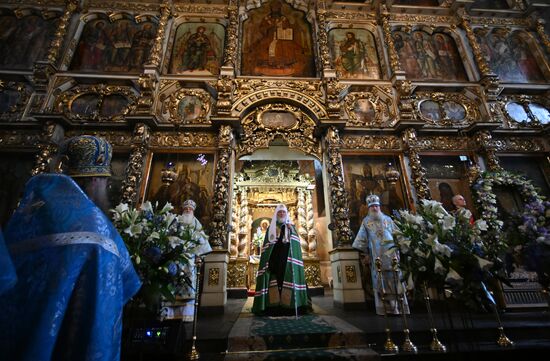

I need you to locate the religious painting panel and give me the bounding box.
[168,22,224,76]
[177,96,202,123]
[475,29,546,83]
[144,152,215,230]
[419,100,441,121]
[159,88,212,125]
[0,12,59,70]
[421,155,474,213]
[71,94,100,117]
[241,0,315,77]
[100,95,130,118]
[392,30,467,81]
[498,156,550,198]
[528,104,550,124]
[70,17,157,73]
[342,155,408,237]
[0,81,32,121]
[0,152,34,226]
[328,28,381,80]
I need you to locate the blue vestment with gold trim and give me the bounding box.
[0,174,141,361]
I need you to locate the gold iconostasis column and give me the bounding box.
[121,123,150,205]
[31,121,64,176]
[474,130,502,172]
[402,128,431,201]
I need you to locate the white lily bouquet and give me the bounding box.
[111,201,201,312]
[392,199,498,310]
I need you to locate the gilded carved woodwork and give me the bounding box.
[534,19,550,55]
[31,121,63,176]
[0,130,41,149]
[56,85,137,122]
[238,188,249,257]
[304,260,322,287]
[0,81,32,122]
[64,130,133,148]
[121,123,150,204]
[232,79,327,120]
[208,267,220,286]
[239,103,321,158]
[305,189,316,257]
[343,91,396,128]
[172,3,228,16]
[415,136,472,151]
[316,9,332,70]
[474,130,501,171]
[223,2,238,68]
[297,188,308,255]
[325,9,377,21]
[215,75,234,116]
[381,11,401,74]
[227,260,248,288]
[414,92,479,128]
[345,265,357,283]
[389,13,456,26]
[89,1,163,12]
[492,137,547,153]
[325,78,346,117]
[469,16,529,27]
[325,127,353,246]
[47,0,77,64]
[402,128,430,200]
[134,73,157,115]
[146,5,170,68]
[209,125,233,249]
[149,132,217,148]
[460,16,492,78]
[160,88,212,125]
[229,189,239,258]
[341,135,401,151]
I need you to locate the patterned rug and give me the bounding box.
[225,300,378,360]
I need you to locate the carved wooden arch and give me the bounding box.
[236,100,322,160]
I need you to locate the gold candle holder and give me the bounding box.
[392,257,417,353]
[422,282,446,352]
[375,257,399,353]
[187,255,202,360]
[492,303,514,348]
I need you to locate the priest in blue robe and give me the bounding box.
[0,135,141,361]
[0,231,16,295]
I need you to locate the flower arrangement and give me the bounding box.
[471,170,542,258]
[505,201,550,288]
[392,199,498,310]
[111,201,201,312]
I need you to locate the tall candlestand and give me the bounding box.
[422,282,446,352]
[392,257,417,353]
[492,303,514,347]
[375,258,399,353]
[187,255,202,360]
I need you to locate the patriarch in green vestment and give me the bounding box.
[252,204,310,315]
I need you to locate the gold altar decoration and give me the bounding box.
[304,259,322,287]
[345,265,357,283]
[238,103,321,159]
[223,1,238,68]
[0,81,32,122]
[209,125,234,249]
[161,88,212,125]
[414,92,478,128]
[57,85,137,122]
[145,4,169,68]
[121,123,150,204]
[47,0,77,64]
[227,260,248,288]
[534,19,550,55]
[343,91,396,128]
[31,121,63,176]
[326,127,353,246]
[402,128,431,200]
[149,132,217,148]
[474,130,501,172]
[208,267,220,286]
[315,8,332,70]
[491,137,548,153]
[341,135,401,151]
[415,136,472,152]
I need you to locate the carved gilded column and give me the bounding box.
[306,189,316,257]
[238,188,249,257]
[229,188,239,258]
[297,188,309,255]
[402,128,431,200]
[121,123,150,205]
[381,9,402,75]
[209,125,234,249]
[534,19,550,55]
[474,130,502,171]
[460,15,492,78]
[223,1,238,68]
[47,0,78,64]
[316,6,332,71]
[325,127,352,246]
[146,4,170,68]
[31,121,64,176]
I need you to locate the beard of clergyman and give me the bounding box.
[277,216,286,224]
[82,177,111,216]
[368,207,382,221]
[181,212,194,225]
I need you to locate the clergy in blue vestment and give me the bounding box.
[0,231,16,295]
[352,194,409,316]
[0,135,141,361]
